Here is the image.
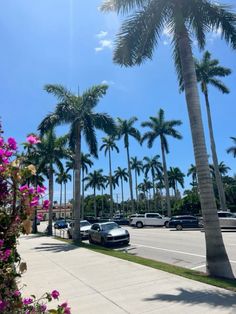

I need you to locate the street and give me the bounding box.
[38,222,236,275]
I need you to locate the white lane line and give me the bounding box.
[191,264,206,270]
[132,243,236,264]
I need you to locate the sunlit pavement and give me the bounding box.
[19,234,236,314]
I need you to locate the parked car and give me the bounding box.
[129,214,145,224]
[218,211,236,228]
[130,213,170,228]
[67,220,91,239]
[168,215,200,230]
[54,220,68,229]
[88,222,130,246]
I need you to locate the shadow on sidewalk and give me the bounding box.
[33,242,79,253]
[143,288,236,309]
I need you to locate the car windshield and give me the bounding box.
[80,221,90,227]
[101,223,119,231]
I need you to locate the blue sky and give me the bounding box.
[1,0,236,202]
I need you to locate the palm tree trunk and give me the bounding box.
[64,183,66,219]
[135,170,139,211]
[81,169,85,219]
[152,175,156,210]
[101,188,104,217]
[94,187,97,218]
[73,126,81,242]
[72,169,75,219]
[204,91,227,211]
[108,148,113,218]
[121,178,124,211]
[59,183,62,218]
[160,139,171,217]
[47,165,53,236]
[177,26,233,279]
[126,146,135,213]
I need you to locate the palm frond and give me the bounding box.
[82,85,108,109]
[44,84,73,102]
[92,113,116,136]
[100,0,147,14]
[209,78,230,94]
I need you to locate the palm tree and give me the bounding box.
[210,161,231,178]
[193,51,231,211]
[61,171,72,218]
[114,167,129,211]
[100,136,119,217]
[35,130,69,235]
[55,172,64,218]
[143,155,163,208]
[84,169,105,218]
[80,153,93,219]
[101,0,236,278]
[141,109,182,217]
[227,137,236,158]
[130,157,143,208]
[117,117,141,213]
[38,84,116,242]
[187,164,198,188]
[168,167,185,198]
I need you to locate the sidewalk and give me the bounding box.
[18,235,236,314]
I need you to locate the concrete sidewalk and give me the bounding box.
[18,235,236,314]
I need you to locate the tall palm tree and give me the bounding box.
[187,164,198,188]
[80,153,93,219]
[35,130,69,235]
[210,161,231,178]
[38,84,116,242]
[100,136,119,217]
[130,156,143,208]
[84,169,105,218]
[143,155,163,208]
[168,167,185,198]
[55,172,64,218]
[193,51,231,211]
[117,117,141,213]
[101,0,236,278]
[141,109,182,217]
[227,137,236,158]
[114,167,129,211]
[61,171,72,218]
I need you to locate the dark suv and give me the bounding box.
[168,215,200,230]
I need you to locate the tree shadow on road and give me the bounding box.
[33,242,79,253]
[143,288,236,309]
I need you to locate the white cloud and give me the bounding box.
[208,27,222,43]
[96,30,108,38]
[95,39,113,52]
[101,80,115,85]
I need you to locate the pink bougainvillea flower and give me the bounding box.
[36,186,47,194]
[13,290,21,297]
[40,304,47,312]
[0,239,4,248]
[7,137,17,150]
[51,290,60,299]
[15,216,21,223]
[4,150,12,158]
[60,303,71,314]
[0,149,4,157]
[19,184,29,192]
[37,214,43,221]
[0,137,4,147]
[43,200,50,210]
[27,135,41,145]
[2,157,9,164]
[23,298,33,305]
[28,187,35,194]
[0,300,7,311]
[0,165,5,172]
[4,249,11,260]
[30,197,39,207]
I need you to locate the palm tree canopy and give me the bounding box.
[101,0,236,74]
[143,155,163,178]
[168,166,185,189]
[130,156,143,175]
[117,117,141,148]
[105,175,119,189]
[84,169,105,191]
[38,84,116,158]
[114,167,129,182]
[141,108,182,153]
[227,137,236,158]
[100,136,119,155]
[210,161,231,177]
[180,50,232,93]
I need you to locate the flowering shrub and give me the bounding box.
[0,127,70,313]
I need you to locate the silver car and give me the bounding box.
[88,222,130,246]
[67,220,91,239]
[218,211,236,228]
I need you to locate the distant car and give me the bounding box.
[88,222,130,246]
[54,220,68,229]
[129,214,145,224]
[168,215,200,230]
[130,213,170,228]
[218,211,236,228]
[67,220,91,239]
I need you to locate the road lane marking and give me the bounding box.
[132,243,236,264]
[191,264,206,270]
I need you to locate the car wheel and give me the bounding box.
[88,235,94,244]
[176,224,183,231]
[164,221,169,228]
[136,221,143,228]
[67,231,72,239]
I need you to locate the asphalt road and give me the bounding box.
[38,222,236,275]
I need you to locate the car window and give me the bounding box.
[101,223,119,231]
[146,214,161,218]
[218,213,227,218]
[91,224,100,230]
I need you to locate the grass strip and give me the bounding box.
[56,236,236,292]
